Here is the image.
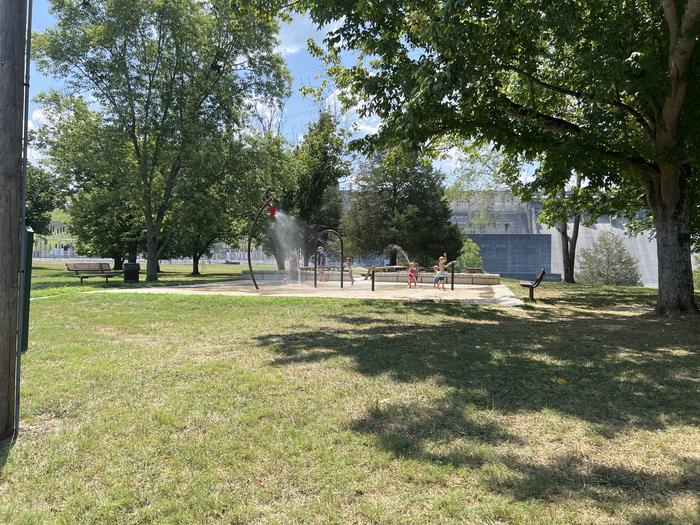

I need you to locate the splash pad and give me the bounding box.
[236,198,517,304]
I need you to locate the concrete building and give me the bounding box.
[451,191,659,286]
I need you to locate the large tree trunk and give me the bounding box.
[146,229,159,281]
[559,214,581,283]
[112,257,124,271]
[0,0,28,441]
[192,253,201,276]
[648,164,698,315]
[558,222,573,283]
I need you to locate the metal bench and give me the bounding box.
[519,269,546,301]
[65,262,122,284]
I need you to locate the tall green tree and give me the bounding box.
[304,0,700,315]
[169,136,247,275]
[289,112,348,264]
[240,131,298,270]
[26,165,63,236]
[36,0,289,281]
[455,237,483,272]
[342,149,463,267]
[68,188,143,270]
[255,111,348,268]
[34,93,143,269]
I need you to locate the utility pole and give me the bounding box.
[0,0,29,442]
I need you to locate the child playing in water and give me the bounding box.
[317,246,327,281]
[407,262,418,288]
[345,257,355,285]
[435,253,448,291]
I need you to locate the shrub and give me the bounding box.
[576,231,642,286]
[455,237,483,272]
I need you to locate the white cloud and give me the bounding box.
[352,115,380,136]
[27,108,48,131]
[27,144,44,164]
[434,147,462,176]
[276,13,323,56]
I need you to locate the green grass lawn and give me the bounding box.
[30,261,277,299]
[0,278,698,524]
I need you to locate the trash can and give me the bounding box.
[123,262,140,283]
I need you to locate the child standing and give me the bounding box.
[317,246,327,281]
[435,253,448,291]
[345,257,355,285]
[407,262,418,288]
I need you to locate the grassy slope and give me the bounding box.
[0,280,698,524]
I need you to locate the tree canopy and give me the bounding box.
[304,0,700,314]
[25,165,63,236]
[342,149,463,267]
[36,0,290,280]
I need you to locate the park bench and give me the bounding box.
[520,269,546,301]
[65,262,122,284]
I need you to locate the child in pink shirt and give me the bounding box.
[407,262,418,288]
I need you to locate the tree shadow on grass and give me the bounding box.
[261,304,698,429]
[29,275,243,293]
[491,453,699,505]
[351,392,523,468]
[255,301,699,504]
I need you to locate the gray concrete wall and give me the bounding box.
[544,221,659,287]
[469,234,557,280]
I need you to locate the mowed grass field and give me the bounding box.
[29,261,273,298]
[0,266,698,524]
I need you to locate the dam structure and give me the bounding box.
[450,191,659,286]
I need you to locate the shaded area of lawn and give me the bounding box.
[0,288,697,524]
[257,299,699,505]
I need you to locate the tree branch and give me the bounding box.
[658,0,700,144]
[502,97,582,135]
[506,65,655,138]
[662,0,680,56]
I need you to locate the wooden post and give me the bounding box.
[451,262,455,291]
[371,269,375,291]
[0,0,29,442]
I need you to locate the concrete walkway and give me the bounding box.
[112,278,524,306]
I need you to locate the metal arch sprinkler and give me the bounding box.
[313,229,344,289]
[247,197,276,290]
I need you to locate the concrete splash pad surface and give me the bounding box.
[115,278,523,306]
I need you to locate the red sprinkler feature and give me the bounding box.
[269,202,276,219]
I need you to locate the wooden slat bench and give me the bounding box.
[520,269,546,301]
[66,262,122,284]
